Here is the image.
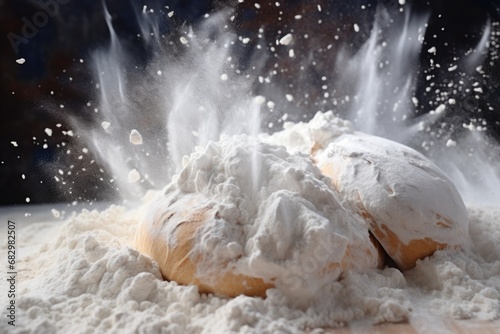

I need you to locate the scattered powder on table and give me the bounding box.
[2,204,498,333]
[1,116,499,333]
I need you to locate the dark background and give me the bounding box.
[1,0,499,206]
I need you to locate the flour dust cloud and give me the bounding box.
[3,2,500,333]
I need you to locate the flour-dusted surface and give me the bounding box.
[0,202,499,333]
[406,205,500,321]
[1,115,499,333]
[1,114,499,333]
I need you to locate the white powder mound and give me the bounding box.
[3,204,499,333]
[262,111,354,154]
[406,206,500,322]
[164,135,378,305]
[2,115,499,333]
[468,206,500,262]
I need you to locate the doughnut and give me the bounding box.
[135,135,384,300]
[315,133,470,270]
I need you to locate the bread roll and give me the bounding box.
[315,133,469,270]
[135,191,385,298]
[135,193,273,298]
[134,134,390,300]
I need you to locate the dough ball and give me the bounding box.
[316,133,469,270]
[135,135,384,301]
[135,193,273,298]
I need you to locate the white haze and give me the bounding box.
[69,4,500,206]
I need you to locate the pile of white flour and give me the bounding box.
[164,132,380,305]
[1,114,499,333]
